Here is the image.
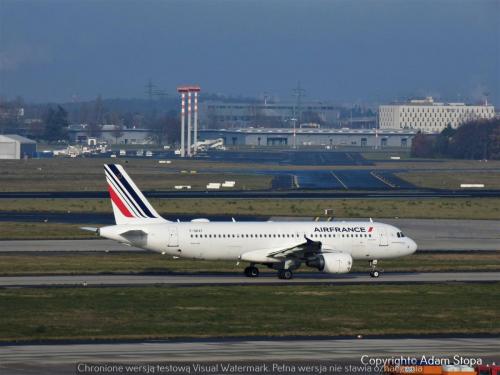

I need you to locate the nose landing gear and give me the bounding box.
[369,260,383,278]
[370,270,380,278]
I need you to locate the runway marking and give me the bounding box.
[330,171,348,190]
[370,171,396,188]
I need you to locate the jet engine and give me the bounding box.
[306,253,353,274]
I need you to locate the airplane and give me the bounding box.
[83,164,418,280]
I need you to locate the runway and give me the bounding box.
[1,271,499,288]
[1,337,498,375]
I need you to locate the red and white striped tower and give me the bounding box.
[180,90,186,157]
[193,90,199,155]
[177,86,200,158]
[187,92,192,157]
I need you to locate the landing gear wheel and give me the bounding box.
[244,266,259,278]
[369,260,381,278]
[278,269,293,280]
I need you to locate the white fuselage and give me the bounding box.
[100,221,417,263]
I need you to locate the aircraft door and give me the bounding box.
[168,227,179,247]
[379,227,388,246]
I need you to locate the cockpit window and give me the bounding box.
[396,232,405,238]
[397,232,401,238]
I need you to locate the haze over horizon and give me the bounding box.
[0,0,499,105]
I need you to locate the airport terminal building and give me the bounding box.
[199,127,421,148]
[379,97,495,132]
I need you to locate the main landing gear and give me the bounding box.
[369,260,383,278]
[244,263,295,280]
[244,265,259,278]
[278,269,293,280]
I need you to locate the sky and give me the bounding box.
[0,0,499,105]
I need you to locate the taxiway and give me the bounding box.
[1,271,499,288]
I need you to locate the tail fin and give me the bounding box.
[104,164,168,225]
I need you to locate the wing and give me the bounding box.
[266,236,322,258]
[240,236,323,263]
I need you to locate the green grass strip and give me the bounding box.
[0,283,499,341]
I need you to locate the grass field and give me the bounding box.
[0,252,499,276]
[2,197,500,220]
[0,283,498,341]
[397,171,500,189]
[0,159,272,191]
[0,222,96,240]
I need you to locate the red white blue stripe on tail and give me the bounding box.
[104,164,166,224]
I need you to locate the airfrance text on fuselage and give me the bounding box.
[314,226,373,233]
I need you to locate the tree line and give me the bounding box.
[30,101,181,145]
[411,118,500,160]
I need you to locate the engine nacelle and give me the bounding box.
[307,253,353,274]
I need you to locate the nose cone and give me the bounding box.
[407,238,418,254]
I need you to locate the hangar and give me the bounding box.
[0,134,37,159]
[198,128,424,148]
